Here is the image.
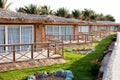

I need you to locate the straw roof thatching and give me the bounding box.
[90,21,120,26]
[0,8,42,21]
[37,15,85,24]
[0,8,83,23]
[0,8,119,26]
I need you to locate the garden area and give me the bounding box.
[0,35,115,80]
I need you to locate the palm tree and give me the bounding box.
[16,4,41,15]
[72,9,81,19]
[105,14,115,22]
[66,14,73,18]
[40,5,53,15]
[55,7,69,18]
[0,0,12,10]
[96,13,105,21]
[81,9,96,21]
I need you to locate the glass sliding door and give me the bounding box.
[53,26,59,39]
[0,26,5,53]
[110,26,114,32]
[66,26,73,40]
[46,26,52,35]
[92,26,98,31]
[46,26,53,38]
[61,26,66,40]
[101,26,107,31]
[0,25,33,53]
[85,26,89,33]
[21,26,32,51]
[78,26,81,32]
[79,26,89,33]
[8,26,20,52]
[81,26,85,32]
[45,25,73,41]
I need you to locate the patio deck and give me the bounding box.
[0,42,63,63]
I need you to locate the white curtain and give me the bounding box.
[101,26,106,31]
[46,26,53,38]
[92,26,98,31]
[0,26,5,53]
[8,26,20,52]
[85,26,89,33]
[66,26,73,40]
[53,26,59,39]
[110,26,114,32]
[79,26,89,33]
[61,26,66,40]
[46,26,52,35]
[78,26,81,32]
[21,26,32,51]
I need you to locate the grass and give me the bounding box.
[0,35,115,80]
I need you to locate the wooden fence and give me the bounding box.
[46,31,115,43]
[0,42,63,63]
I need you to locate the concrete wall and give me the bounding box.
[102,32,120,80]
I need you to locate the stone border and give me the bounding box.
[27,70,74,80]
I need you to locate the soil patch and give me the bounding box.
[0,58,66,72]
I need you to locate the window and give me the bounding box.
[61,26,66,40]
[21,26,33,50]
[66,26,73,40]
[0,26,5,53]
[0,25,33,53]
[53,26,59,39]
[8,26,20,51]
[61,26,66,35]
[118,26,120,30]
[92,26,98,31]
[46,26,52,35]
[110,26,114,32]
[101,26,106,31]
[78,26,89,33]
[46,25,73,40]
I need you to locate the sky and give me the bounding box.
[8,0,120,22]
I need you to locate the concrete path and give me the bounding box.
[103,32,120,80]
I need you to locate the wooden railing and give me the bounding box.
[45,31,115,45]
[0,42,63,63]
[46,34,96,44]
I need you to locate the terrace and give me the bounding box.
[0,42,63,63]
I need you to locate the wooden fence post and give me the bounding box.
[70,35,71,44]
[47,43,50,58]
[85,34,87,44]
[13,45,15,62]
[31,44,33,59]
[77,35,79,44]
[55,42,56,54]
[62,41,64,58]
[100,32,102,38]
[62,35,63,42]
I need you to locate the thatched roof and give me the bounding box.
[90,21,120,26]
[41,15,81,23]
[0,8,119,26]
[0,8,84,24]
[0,8,43,21]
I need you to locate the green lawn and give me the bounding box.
[0,35,115,80]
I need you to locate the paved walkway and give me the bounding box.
[112,45,120,80]
[103,32,120,80]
